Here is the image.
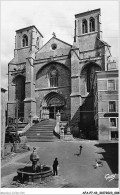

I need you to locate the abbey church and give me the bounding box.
[7,9,118,140]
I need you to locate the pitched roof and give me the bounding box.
[75,8,101,18]
[16,25,43,38]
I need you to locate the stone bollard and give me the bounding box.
[29,112,33,127]
[60,125,64,140]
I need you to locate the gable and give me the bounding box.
[36,37,72,60]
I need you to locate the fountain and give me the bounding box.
[17,147,52,183]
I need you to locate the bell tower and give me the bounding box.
[15,25,43,59]
[8,25,43,122]
[74,8,101,46]
[19,26,43,123]
[71,9,104,133]
[14,26,43,123]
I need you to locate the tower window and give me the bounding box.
[49,68,58,87]
[82,19,88,34]
[90,17,95,32]
[22,34,28,47]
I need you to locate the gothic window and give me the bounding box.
[49,68,58,87]
[82,19,88,34]
[90,17,95,32]
[22,34,28,47]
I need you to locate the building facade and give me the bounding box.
[7,9,118,140]
[93,67,118,140]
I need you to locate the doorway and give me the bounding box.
[49,107,54,119]
[49,106,63,119]
[41,92,65,120]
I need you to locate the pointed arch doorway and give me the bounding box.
[41,92,65,119]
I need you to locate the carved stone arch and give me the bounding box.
[36,61,70,80]
[12,73,25,84]
[40,92,66,119]
[42,92,66,106]
[80,61,101,94]
[80,61,101,75]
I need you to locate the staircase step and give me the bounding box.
[29,129,54,131]
[26,137,57,141]
[27,136,55,139]
[27,131,53,134]
[27,139,57,142]
[26,133,54,136]
[26,129,54,132]
[28,128,54,131]
[25,119,58,142]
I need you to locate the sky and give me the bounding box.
[1,0,119,90]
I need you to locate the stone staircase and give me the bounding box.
[25,119,58,142]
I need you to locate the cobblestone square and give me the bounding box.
[1,140,118,188]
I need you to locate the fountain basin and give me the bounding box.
[17,165,53,183]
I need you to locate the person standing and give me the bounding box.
[79,145,83,155]
[53,157,59,176]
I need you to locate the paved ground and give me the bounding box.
[1,140,118,188]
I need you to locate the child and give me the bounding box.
[94,160,103,169]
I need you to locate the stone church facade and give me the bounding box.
[8,9,113,138]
